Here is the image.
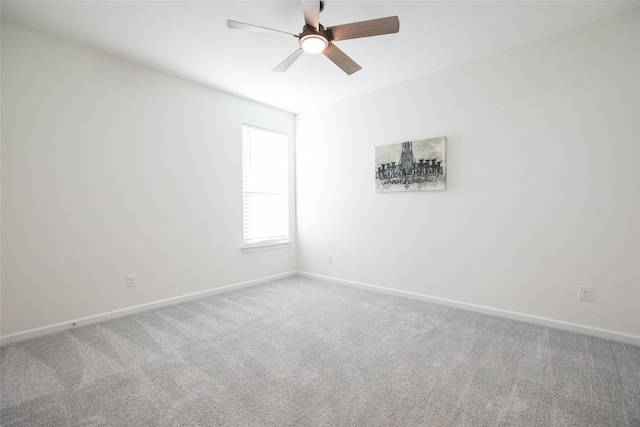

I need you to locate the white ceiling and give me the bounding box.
[2,0,638,113]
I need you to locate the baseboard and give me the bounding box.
[298,272,640,347]
[5,271,638,347]
[0,271,297,346]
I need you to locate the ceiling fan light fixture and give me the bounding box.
[228,1,400,74]
[300,34,328,54]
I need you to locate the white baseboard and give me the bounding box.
[298,272,640,347]
[0,271,297,346]
[4,271,638,347]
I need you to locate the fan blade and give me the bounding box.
[327,16,399,42]
[227,20,298,37]
[322,43,361,75]
[301,0,320,30]
[272,48,304,72]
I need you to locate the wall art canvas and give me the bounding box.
[375,137,446,192]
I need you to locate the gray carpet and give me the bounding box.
[2,276,639,426]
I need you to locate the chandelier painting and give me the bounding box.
[375,136,446,192]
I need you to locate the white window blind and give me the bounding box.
[242,125,289,248]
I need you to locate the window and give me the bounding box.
[242,125,290,250]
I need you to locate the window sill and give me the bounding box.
[242,241,291,253]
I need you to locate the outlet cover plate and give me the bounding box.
[579,286,592,301]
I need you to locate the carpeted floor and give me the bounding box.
[2,276,640,426]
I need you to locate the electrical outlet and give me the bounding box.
[127,275,136,288]
[327,254,333,264]
[578,286,592,301]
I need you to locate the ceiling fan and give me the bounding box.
[227,0,399,75]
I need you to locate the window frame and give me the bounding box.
[241,124,291,252]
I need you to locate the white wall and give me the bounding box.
[296,10,640,336]
[1,21,296,336]
[3,10,639,341]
